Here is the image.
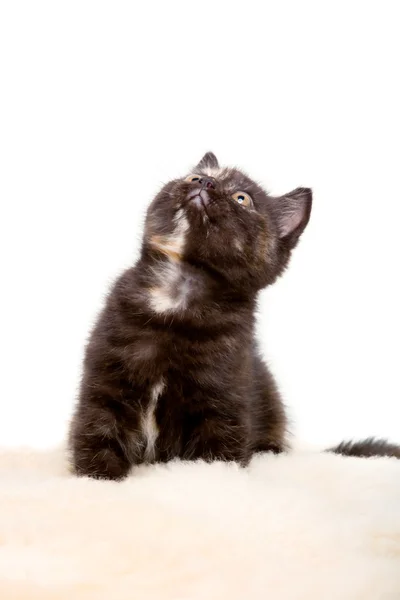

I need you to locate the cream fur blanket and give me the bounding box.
[0,447,399,599]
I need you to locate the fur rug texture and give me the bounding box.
[0,446,400,600]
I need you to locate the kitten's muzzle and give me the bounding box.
[185,176,216,208]
[198,176,216,190]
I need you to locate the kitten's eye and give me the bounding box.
[185,174,201,182]
[232,192,252,207]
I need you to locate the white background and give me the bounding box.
[0,1,399,449]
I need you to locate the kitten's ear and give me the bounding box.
[271,187,312,248]
[195,152,219,171]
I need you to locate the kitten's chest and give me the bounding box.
[133,329,250,425]
[140,328,242,382]
[135,328,251,462]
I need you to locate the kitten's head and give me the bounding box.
[144,152,312,295]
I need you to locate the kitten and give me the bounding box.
[68,152,311,479]
[69,152,400,479]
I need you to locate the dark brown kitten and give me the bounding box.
[68,152,312,479]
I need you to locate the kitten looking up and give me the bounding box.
[69,152,311,479]
[70,153,311,479]
[69,152,399,480]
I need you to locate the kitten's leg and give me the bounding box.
[252,400,288,455]
[69,396,142,480]
[252,356,288,456]
[252,440,286,454]
[181,408,250,465]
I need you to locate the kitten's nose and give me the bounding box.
[199,176,216,190]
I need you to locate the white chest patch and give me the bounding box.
[141,379,165,463]
[149,261,193,313]
[234,239,243,252]
[149,211,194,314]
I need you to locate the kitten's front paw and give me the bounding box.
[72,444,131,481]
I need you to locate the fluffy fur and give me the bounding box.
[1,446,400,599]
[69,153,312,479]
[329,437,400,458]
[68,152,400,478]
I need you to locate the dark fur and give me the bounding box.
[68,153,311,479]
[328,438,400,459]
[69,153,400,480]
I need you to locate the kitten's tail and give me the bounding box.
[327,437,400,459]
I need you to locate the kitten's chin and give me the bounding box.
[186,188,209,208]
